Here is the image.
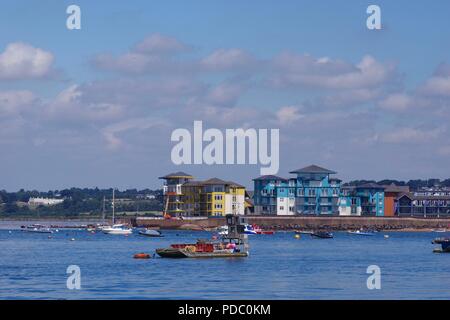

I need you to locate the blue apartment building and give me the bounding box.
[253,165,385,216]
[253,165,341,215]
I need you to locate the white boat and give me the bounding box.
[101,189,133,235]
[347,230,375,236]
[244,224,257,235]
[102,224,133,235]
[217,226,228,235]
[138,229,163,237]
[22,224,53,234]
[217,224,256,235]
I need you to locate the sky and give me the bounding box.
[1,0,450,191]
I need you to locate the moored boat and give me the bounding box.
[138,229,163,237]
[295,230,313,235]
[432,237,450,253]
[156,240,248,258]
[347,230,376,236]
[102,224,133,235]
[157,214,250,259]
[21,224,53,234]
[311,231,334,239]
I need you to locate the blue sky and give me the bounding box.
[1,1,450,191]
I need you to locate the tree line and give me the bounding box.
[0,188,164,217]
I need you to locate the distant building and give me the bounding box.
[383,184,410,216]
[28,197,64,206]
[339,183,385,216]
[183,178,245,216]
[159,172,246,217]
[253,165,341,215]
[397,193,450,217]
[159,172,194,217]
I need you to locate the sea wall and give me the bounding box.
[132,216,450,231]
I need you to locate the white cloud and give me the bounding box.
[269,53,397,90]
[201,49,256,71]
[101,117,165,149]
[419,76,450,97]
[381,127,444,143]
[45,85,123,122]
[378,93,413,111]
[0,90,36,115]
[133,33,188,54]
[276,106,304,125]
[0,42,54,80]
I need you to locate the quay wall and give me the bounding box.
[131,216,450,231]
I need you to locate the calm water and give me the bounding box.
[1,221,450,299]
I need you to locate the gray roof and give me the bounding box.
[253,175,288,181]
[383,184,410,193]
[289,165,337,175]
[183,178,245,188]
[355,183,385,190]
[158,171,193,179]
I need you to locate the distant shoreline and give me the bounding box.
[2,216,450,233]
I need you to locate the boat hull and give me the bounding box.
[156,248,248,259]
[138,230,163,237]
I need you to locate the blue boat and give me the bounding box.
[432,238,450,253]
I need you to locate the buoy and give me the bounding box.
[295,234,301,239]
[133,253,151,259]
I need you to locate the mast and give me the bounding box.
[112,189,115,225]
[102,196,106,223]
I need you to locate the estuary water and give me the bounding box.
[1,222,449,300]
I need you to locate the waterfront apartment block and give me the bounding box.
[253,165,341,215]
[160,172,245,217]
[339,183,385,216]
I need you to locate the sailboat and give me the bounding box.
[102,189,133,235]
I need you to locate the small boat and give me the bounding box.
[21,224,53,234]
[157,214,250,259]
[252,225,275,235]
[138,229,163,237]
[243,224,257,235]
[311,231,334,239]
[295,230,314,235]
[432,229,447,233]
[432,237,450,253]
[101,189,133,235]
[347,230,376,236]
[102,224,133,235]
[156,240,248,258]
[217,225,228,236]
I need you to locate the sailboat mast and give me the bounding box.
[112,189,115,225]
[102,196,106,223]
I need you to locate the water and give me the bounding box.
[1,222,449,299]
